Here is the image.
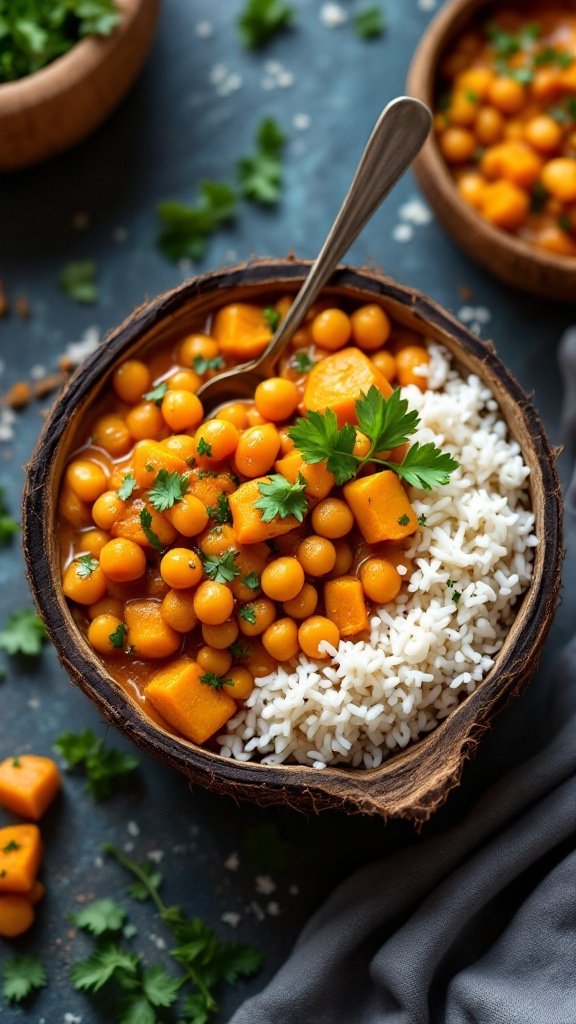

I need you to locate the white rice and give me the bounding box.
[217,343,537,770]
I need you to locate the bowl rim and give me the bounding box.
[22,258,563,821]
[407,0,576,269]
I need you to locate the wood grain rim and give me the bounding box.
[22,259,563,821]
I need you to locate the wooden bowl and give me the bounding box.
[0,0,161,171]
[22,259,563,822]
[407,0,576,301]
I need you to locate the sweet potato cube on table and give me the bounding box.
[146,659,237,745]
[212,304,272,361]
[303,347,393,426]
[324,576,369,637]
[343,471,418,543]
[133,441,189,490]
[0,755,61,820]
[229,477,303,544]
[275,451,335,500]
[0,824,42,893]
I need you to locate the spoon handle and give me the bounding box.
[257,96,432,375]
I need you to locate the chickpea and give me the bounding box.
[59,485,91,528]
[329,540,354,578]
[371,350,397,381]
[524,115,562,154]
[113,360,151,404]
[238,597,276,636]
[480,181,529,230]
[66,459,108,503]
[218,402,249,430]
[262,618,299,661]
[439,127,476,164]
[474,106,505,146]
[92,415,132,457]
[100,538,147,583]
[244,640,278,677]
[92,490,124,530]
[283,581,319,619]
[160,548,203,589]
[311,498,354,539]
[125,402,165,441]
[261,557,305,601]
[197,646,233,676]
[541,158,576,203]
[537,225,576,257]
[297,535,337,576]
[350,304,391,351]
[79,529,110,558]
[290,327,314,350]
[165,493,209,537]
[457,67,493,100]
[234,424,281,478]
[360,558,402,603]
[88,613,125,654]
[167,369,201,392]
[254,378,299,422]
[457,172,486,209]
[179,334,219,366]
[161,390,204,432]
[396,345,431,390]
[194,419,239,461]
[63,560,107,605]
[88,596,125,620]
[227,667,254,700]
[193,581,235,625]
[298,616,340,660]
[488,76,526,115]
[310,309,352,351]
[482,142,542,190]
[531,67,564,103]
[163,434,197,463]
[202,619,239,649]
[246,407,267,427]
[448,90,479,127]
[160,589,198,632]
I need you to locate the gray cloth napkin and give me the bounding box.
[230,636,576,1024]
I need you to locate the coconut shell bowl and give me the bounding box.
[407,0,576,300]
[22,260,563,822]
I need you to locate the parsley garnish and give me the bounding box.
[74,553,99,578]
[2,955,47,1004]
[418,514,428,527]
[117,473,137,501]
[242,571,260,591]
[533,46,573,68]
[200,550,240,584]
[148,469,189,512]
[157,182,236,261]
[197,436,213,457]
[0,608,46,657]
[192,354,224,374]
[59,260,99,304]
[355,6,385,39]
[11,756,21,767]
[262,306,281,331]
[238,0,295,48]
[452,590,462,605]
[0,484,19,545]
[143,380,168,404]
[200,672,233,689]
[239,605,257,624]
[70,898,127,936]
[207,494,232,524]
[254,473,309,523]
[54,728,138,799]
[293,350,314,373]
[237,117,285,205]
[397,514,410,526]
[109,623,128,649]
[197,469,218,479]
[229,640,250,659]
[139,508,164,553]
[289,386,458,490]
[2,840,20,852]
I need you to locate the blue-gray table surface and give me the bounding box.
[1,1,575,1020]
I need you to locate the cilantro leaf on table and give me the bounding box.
[237,118,286,205]
[157,183,236,262]
[71,943,139,993]
[70,898,127,936]
[0,608,46,657]
[288,410,357,485]
[2,954,47,1004]
[0,485,19,544]
[206,494,232,525]
[148,469,189,512]
[254,473,308,523]
[238,0,295,48]
[356,386,420,453]
[200,550,240,584]
[139,508,164,553]
[59,260,99,304]
[126,861,163,902]
[390,442,459,490]
[117,473,137,501]
[54,728,139,799]
[355,6,386,39]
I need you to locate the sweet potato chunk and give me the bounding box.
[111,499,177,550]
[188,469,236,509]
[275,451,335,500]
[133,441,189,490]
[0,756,61,821]
[146,658,236,744]
[324,576,369,637]
[212,304,272,361]
[229,477,304,544]
[125,600,181,659]
[303,347,393,425]
[0,825,42,893]
[343,471,417,543]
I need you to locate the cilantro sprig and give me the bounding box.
[206,494,232,524]
[238,0,295,48]
[54,728,138,799]
[143,380,168,405]
[74,553,99,578]
[254,473,309,522]
[148,469,189,512]
[237,118,285,205]
[2,955,47,1005]
[288,386,458,491]
[0,608,46,657]
[157,183,236,262]
[139,508,164,553]
[200,672,233,690]
[59,260,99,304]
[117,473,137,501]
[200,550,240,584]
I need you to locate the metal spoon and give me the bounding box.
[196,96,432,414]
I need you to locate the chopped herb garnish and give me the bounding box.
[238,0,295,48]
[262,306,281,331]
[293,351,314,373]
[109,623,128,650]
[239,605,257,624]
[200,550,240,584]
[200,672,233,689]
[418,514,428,527]
[242,572,260,591]
[74,553,99,578]
[447,578,454,587]
[192,354,224,374]
[452,590,462,605]
[197,437,213,457]
[397,513,410,526]
[207,494,232,524]
[117,473,137,501]
[2,954,47,1005]
[237,117,285,205]
[59,260,99,304]
[0,608,47,657]
[143,380,168,405]
[533,46,573,68]
[54,728,138,800]
[354,6,385,39]
[254,473,309,523]
[197,469,219,479]
[11,756,21,768]
[2,840,20,852]
[157,182,236,262]
[229,640,250,659]
[139,509,164,553]
[148,469,189,512]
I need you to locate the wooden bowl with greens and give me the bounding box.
[0,0,161,171]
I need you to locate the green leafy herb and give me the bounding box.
[229,640,250,659]
[200,550,240,584]
[558,214,573,234]
[254,473,308,523]
[533,46,573,68]
[54,728,138,799]
[74,553,99,578]
[238,0,295,48]
[157,183,236,262]
[197,437,213,457]
[293,351,314,373]
[109,623,128,650]
[71,943,139,993]
[192,355,224,375]
[239,605,257,624]
[0,608,46,657]
[70,898,127,936]
[2,954,47,1004]
[148,469,189,512]
[397,514,410,526]
[242,572,260,591]
[452,590,462,604]
[288,410,357,485]
[464,88,479,103]
[200,672,233,690]
[418,514,428,527]
[11,756,21,767]
[139,508,164,553]
[127,861,163,902]
[355,6,385,39]
[237,117,285,205]
[59,260,99,304]
[357,386,419,453]
[549,96,576,123]
[117,473,137,501]
[143,380,168,404]
[207,494,232,524]
[0,485,19,545]
[262,306,281,331]
[531,180,549,213]
[392,442,459,490]
[2,840,20,852]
